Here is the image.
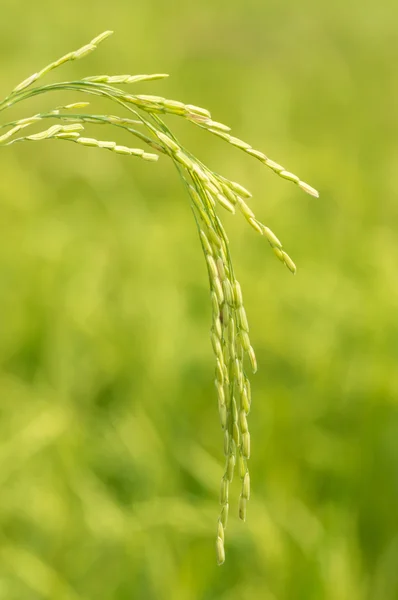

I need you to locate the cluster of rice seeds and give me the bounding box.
[0,30,319,566]
[1,107,168,158]
[160,129,298,275]
[191,121,319,199]
[112,91,318,200]
[152,124,299,563]
[116,93,317,203]
[0,122,84,144]
[72,136,158,161]
[195,217,254,566]
[178,165,248,565]
[11,31,114,95]
[84,73,170,85]
[120,93,214,124]
[1,121,158,161]
[220,180,298,274]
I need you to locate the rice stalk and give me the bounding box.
[0,30,318,565]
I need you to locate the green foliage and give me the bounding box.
[0,2,397,598]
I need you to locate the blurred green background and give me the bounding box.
[1,1,397,598]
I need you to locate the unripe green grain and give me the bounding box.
[242,432,251,459]
[218,402,227,429]
[228,181,252,198]
[239,410,248,433]
[239,330,251,352]
[217,520,225,542]
[238,494,247,521]
[215,380,225,405]
[231,397,238,424]
[222,279,234,306]
[216,194,235,214]
[213,278,224,306]
[237,307,249,332]
[216,257,226,281]
[263,226,282,249]
[226,454,235,482]
[238,452,247,479]
[215,359,224,384]
[248,217,264,235]
[222,303,230,326]
[207,227,222,249]
[241,386,250,414]
[216,536,225,566]
[223,431,230,456]
[220,503,229,529]
[233,281,243,307]
[227,318,236,346]
[213,315,222,339]
[248,346,257,374]
[211,332,223,360]
[233,422,240,446]
[200,231,213,256]
[242,472,250,500]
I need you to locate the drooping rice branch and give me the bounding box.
[0,31,318,565]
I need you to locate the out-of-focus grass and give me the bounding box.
[0,1,398,599]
